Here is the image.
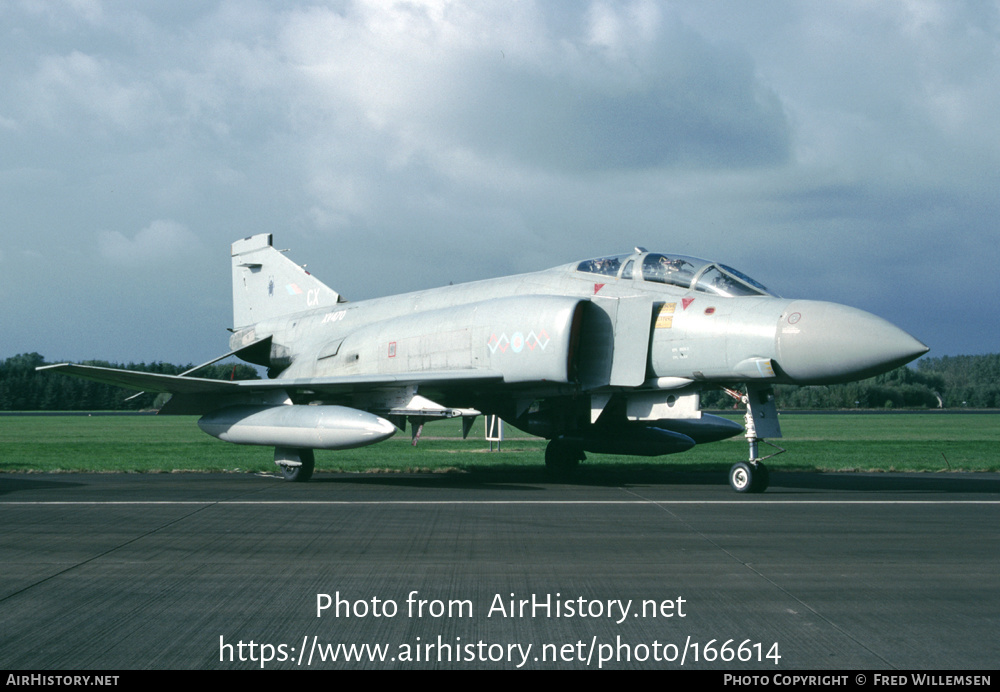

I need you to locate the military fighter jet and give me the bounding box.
[40,234,928,492]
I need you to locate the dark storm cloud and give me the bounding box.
[0,1,997,361]
[432,26,790,170]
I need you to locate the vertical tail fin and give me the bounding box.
[231,234,341,329]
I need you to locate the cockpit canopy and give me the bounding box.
[576,251,774,297]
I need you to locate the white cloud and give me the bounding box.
[279,1,790,173]
[98,220,202,266]
[24,51,159,134]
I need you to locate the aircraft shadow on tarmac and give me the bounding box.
[0,476,88,497]
[1,469,994,496]
[298,466,1000,494]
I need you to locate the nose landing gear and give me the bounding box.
[723,386,784,494]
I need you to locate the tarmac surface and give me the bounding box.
[1,470,997,670]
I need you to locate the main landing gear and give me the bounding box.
[275,447,315,482]
[544,438,585,474]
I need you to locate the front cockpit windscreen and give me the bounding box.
[577,252,773,296]
[698,264,772,296]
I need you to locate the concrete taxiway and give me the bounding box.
[1,470,997,670]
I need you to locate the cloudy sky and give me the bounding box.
[3,0,997,365]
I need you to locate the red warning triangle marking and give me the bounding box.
[682,297,694,310]
[594,283,605,294]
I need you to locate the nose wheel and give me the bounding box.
[729,461,769,493]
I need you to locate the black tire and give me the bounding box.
[278,448,315,482]
[545,439,584,474]
[751,462,770,493]
[729,461,768,493]
[729,462,754,493]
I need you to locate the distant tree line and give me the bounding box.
[0,353,260,411]
[2,352,997,411]
[915,353,1000,408]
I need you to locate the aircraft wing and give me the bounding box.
[257,370,505,394]
[37,363,242,394]
[37,363,504,397]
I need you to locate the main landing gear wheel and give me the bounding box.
[729,461,768,493]
[275,447,315,483]
[545,439,584,475]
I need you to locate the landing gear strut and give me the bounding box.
[723,386,784,494]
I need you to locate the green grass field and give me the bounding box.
[1,412,997,475]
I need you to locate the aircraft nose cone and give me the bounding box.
[775,300,928,384]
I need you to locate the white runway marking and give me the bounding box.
[3,500,998,506]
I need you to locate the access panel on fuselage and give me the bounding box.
[314,295,585,384]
